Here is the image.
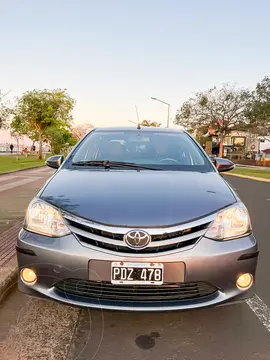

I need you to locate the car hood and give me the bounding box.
[40,169,236,227]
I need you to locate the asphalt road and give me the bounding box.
[0,172,270,360]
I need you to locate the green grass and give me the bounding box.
[231,168,270,179]
[0,155,48,174]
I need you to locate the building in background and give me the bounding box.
[261,148,270,160]
[222,130,261,160]
[201,129,265,160]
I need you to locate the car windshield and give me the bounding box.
[70,130,214,172]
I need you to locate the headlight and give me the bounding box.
[24,199,71,237]
[205,203,251,240]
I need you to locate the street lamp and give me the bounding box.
[151,97,170,128]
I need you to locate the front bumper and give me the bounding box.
[17,229,258,311]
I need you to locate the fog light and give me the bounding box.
[20,268,37,285]
[236,273,253,290]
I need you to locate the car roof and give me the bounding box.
[92,126,185,133]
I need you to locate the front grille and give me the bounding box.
[75,235,199,253]
[66,219,208,242]
[55,279,218,303]
[64,216,211,254]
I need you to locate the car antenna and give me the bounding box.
[135,105,141,129]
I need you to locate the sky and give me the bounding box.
[1,0,270,132]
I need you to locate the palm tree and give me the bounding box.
[141,120,161,127]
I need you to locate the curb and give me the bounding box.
[0,165,46,176]
[0,221,22,303]
[225,173,270,183]
[0,255,17,303]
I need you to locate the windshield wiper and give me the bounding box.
[71,160,160,170]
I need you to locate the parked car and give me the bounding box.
[17,127,258,311]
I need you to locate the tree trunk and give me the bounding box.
[38,133,43,160]
[16,138,19,161]
[219,136,224,158]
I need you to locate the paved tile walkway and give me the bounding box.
[0,222,22,267]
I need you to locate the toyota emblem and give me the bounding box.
[124,230,151,249]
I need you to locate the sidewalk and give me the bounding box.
[225,172,270,183]
[0,167,54,301]
[235,164,270,171]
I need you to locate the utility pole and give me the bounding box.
[151,97,170,128]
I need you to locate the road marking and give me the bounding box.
[0,177,42,193]
[31,167,51,173]
[246,294,270,332]
[0,175,19,183]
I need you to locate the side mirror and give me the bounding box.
[46,155,64,169]
[214,157,234,173]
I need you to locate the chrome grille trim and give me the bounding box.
[63,212,215,235]
[74,236,200,256]
[63,212,214,254]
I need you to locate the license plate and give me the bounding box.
[111,262,164,285]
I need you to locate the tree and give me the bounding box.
[10,127,23,155]
[11,89,75,159]
[72,123,94,140]
[0,90,12,129]
[175,84,250,156]
[141,120,161,127]
[245,76,270,141]
[45,127,77,154]
[11,115,40,145]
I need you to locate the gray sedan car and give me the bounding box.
[17,127,258,311]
